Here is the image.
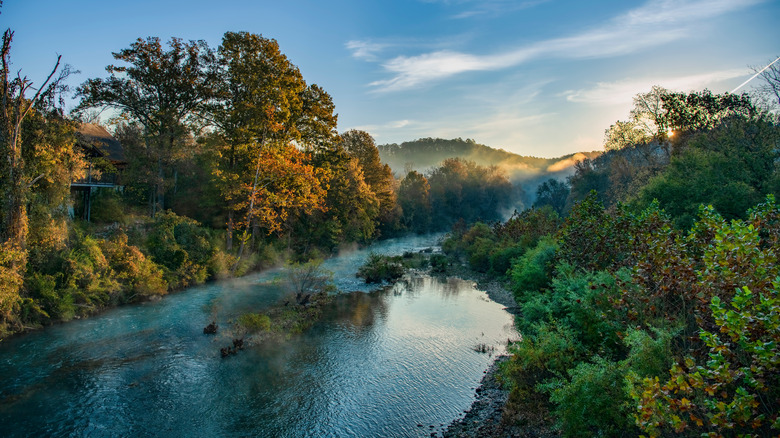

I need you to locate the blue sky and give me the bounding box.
[3,0,778,157]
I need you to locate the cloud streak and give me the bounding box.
[447,0,551,19]
[345,40,390,61]
[563,69,749,105]
[366,0,763,92]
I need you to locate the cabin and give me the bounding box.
[70,123,127,221]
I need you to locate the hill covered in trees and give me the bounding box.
[378,137,600,182]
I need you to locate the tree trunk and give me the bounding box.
[156,156,164,215]
[227,209,234,251]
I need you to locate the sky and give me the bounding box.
[3,0,779,158]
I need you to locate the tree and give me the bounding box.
[659,89,756,135]
[207,32,336,250]
[75,36,217,216]
[427,158,515,229]
[533,178,569,216]
[603,120,649,151]
[398,170,431,232]
[630,85,670,138]
[750,56,780,112]
[293,145,379,249]
[339,130,397,234]
[636,115,780,228]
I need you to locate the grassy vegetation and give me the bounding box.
[356,251,431,283]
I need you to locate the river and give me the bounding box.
[0,234,517,437]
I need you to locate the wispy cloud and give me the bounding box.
[348,119,416,136]
[447,0,551,19]
[346,40,390,61]
[366,0,763,92]
[563,69,749,105]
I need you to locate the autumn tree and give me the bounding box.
[75,36,217,216]
[603,120,649,151]
[296,145,380,248]
[207,32,336,251]
[339,130,398,234]
[631,85,670,138]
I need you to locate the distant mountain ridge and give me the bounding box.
[377,137,601,182]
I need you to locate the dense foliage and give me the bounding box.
[446,85,780,436]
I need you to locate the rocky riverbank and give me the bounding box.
[441,355,558,438]
[437,263,557,438]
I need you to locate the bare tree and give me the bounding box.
[750,56,780,113]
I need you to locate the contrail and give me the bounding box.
[731,55,780,93]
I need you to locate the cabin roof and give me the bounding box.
[76,123,126,164]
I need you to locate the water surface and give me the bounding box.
[0,235,517,437]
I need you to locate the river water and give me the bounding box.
[0,235,517,437]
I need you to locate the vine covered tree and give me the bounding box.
[1,29,83,334]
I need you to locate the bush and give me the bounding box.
[430,254,448,273]
[26,272,74,321]
[488,243,525,278]
[146,211,215,288]
[543,357,635,437]
[623,327,676,380]
[285,259,334,296]
[518,265,627,358]
[0,243,26,334]
[60,233,122,312]
[501,322,585,422]
[467,237,494,272]
[207,249,235,280]
[101,233,167,299]
[237,313,271,332]
[494,206,560,249]
[509,236,558,300]
[357,253,406,283]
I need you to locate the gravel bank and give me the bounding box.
[437,264,556,438]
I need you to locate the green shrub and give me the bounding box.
[543,356,635,437]
[357,253,405,283]
[501,322,585,422]
[488,243,525,278]
[623,327,676,380]
[26,272,74,321]
[285,259,334,295]
[146,211,215,288]
[516,265,626,358]
[237,313,271,332]
[207,249,235,280]
[101,233,167,299]
[509,236,558,300]
[494,206,561,249]
[467,237,493,272]
[430,254,448,273]
[61,233,121,313]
